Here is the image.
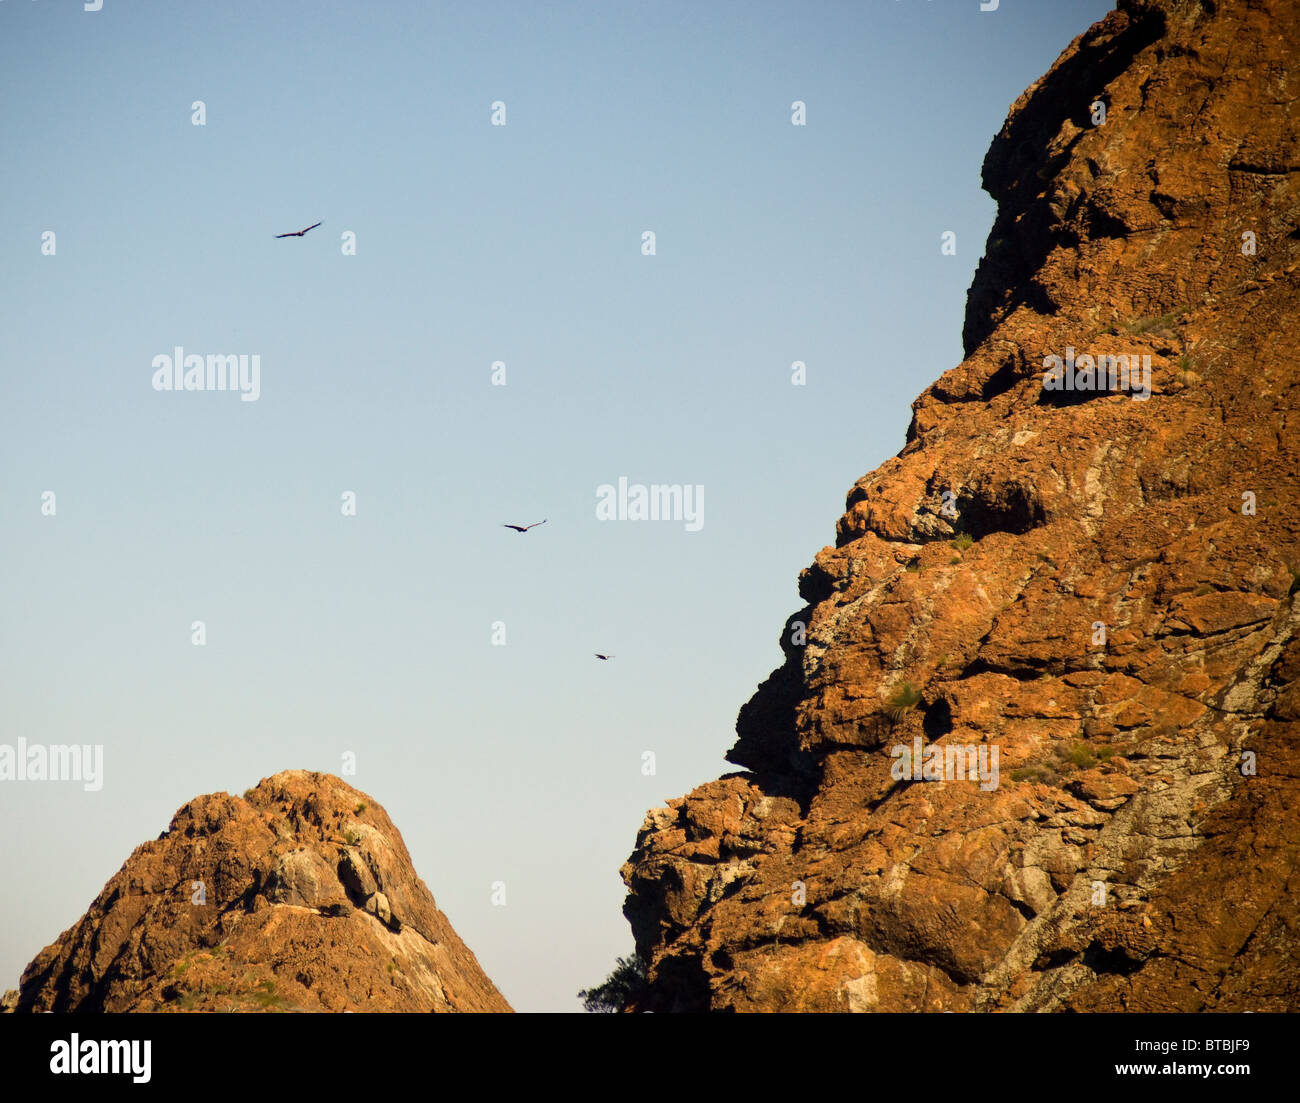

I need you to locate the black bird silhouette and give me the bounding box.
[594,653,614,661]
[502,519,547,533]
[275,221,322,238]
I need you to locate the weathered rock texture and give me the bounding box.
[8,771,510,1012]
[622,0,1300,1012]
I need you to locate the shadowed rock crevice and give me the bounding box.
[922,697,955,741]
[727,622,822,797]
[963,2,1169,356]
[955,481,1048,539]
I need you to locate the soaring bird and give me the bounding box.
[594,653,614,661]
[502,519,547,533]
[275,221,322,238]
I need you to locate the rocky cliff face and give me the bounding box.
[7,771,510,1012]
[622,0,1300,1012]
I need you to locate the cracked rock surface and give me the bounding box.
[8,770,510,1012]
[621,0,1300,1012]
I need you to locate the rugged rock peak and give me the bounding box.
[622,0,1300,1012]
[8,771,510,1012]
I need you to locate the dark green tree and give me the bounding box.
[578,951,648,1013]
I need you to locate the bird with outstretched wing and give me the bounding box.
[275,221,322,238]
[502,519,547,533]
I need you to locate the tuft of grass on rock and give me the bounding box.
[885,682,923,722]
[1124,310,1181,336]
[1064,743,1099,770]
[1010,763,1060,786]
[1012,739,1115,787]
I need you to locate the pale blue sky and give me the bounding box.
[0,0,1114,1011]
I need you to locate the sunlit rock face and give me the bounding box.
[10,771,511,1013]
[621,0,1300,1013]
